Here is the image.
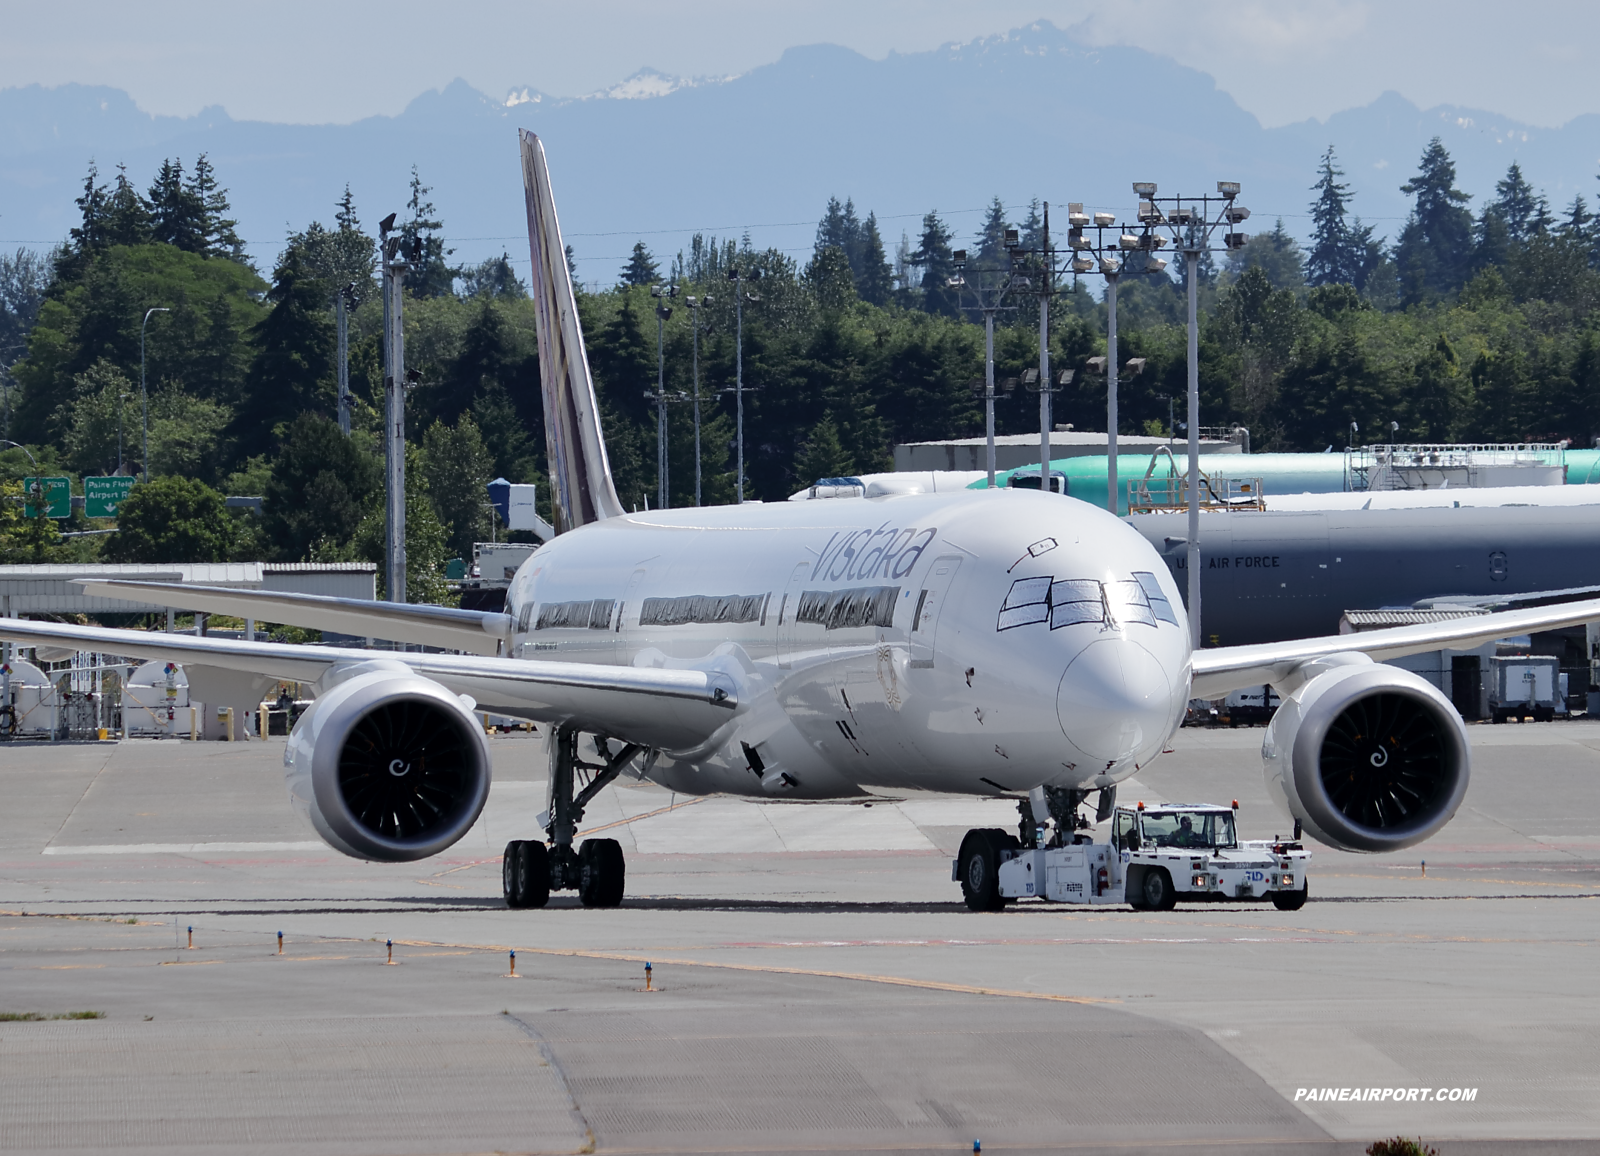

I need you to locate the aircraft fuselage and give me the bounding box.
[507,489,1192,801]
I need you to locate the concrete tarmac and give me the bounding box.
[3,722,1600,1155]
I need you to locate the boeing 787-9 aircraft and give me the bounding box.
[5,132,1597,911]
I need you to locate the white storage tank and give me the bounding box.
[0,659,59,737]
[124,660,190,737]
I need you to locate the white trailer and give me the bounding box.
[957,802,1310,912]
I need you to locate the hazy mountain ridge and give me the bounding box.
[2,22,1594,279]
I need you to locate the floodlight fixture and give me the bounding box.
[946,275,965,289]
[1067,203,1090,228]
[1004,228,1020,247]
[952,249,967,269]
[1118,234,1141,250]
[1124,358,1147,376]
[1224,232,1250,250]
[1093,212,1115,227]
[1057,370,1074,387]
[378,212,397,235]
[1069,231,1091,250]
[1098,257,1119,275]
[1137,200,1163,224]
[1071,256,1094,273]
[1086,356,1108,374]
[1132,182,1157,198]
[1217,181,1241,198]
[1146,256,1168,273]
[1226,206,1251,224]
[1169,206,1194,225]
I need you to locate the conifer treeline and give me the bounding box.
[0,136,1597,579]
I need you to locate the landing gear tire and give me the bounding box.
[1272,881,1308,911]
[958,828,1011,912]
[504,839,551,909]
[1141,867,1177,911]
[578,838,626,908]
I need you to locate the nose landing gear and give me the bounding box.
[503,724,643,909]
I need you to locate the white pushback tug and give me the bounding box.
[960,798,1310,912]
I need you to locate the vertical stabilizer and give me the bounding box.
[520,130,625,533]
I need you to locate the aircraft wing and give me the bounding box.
[74,580,513,656]
[0,618,737,753]
[1191,596,1600,699]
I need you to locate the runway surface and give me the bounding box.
[3,722,1600,1155]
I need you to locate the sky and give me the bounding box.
[1,1,1597,130]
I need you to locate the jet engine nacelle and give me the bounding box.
[284,662,492,861]
[1262,657,1469,853]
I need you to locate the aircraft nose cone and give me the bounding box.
[1057,638,1172,765]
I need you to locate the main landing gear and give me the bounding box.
[504,724,643,910]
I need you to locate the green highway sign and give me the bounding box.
[84,475,136,518]
[23,476,70,519]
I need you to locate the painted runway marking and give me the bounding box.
[42,841,323,856]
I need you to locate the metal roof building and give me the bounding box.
[0,562,376,616]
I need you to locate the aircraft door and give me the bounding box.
[776,562,810,669]
[909,555,963,668]
[614,568,646,663]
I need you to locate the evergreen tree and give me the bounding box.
[1396,137,1474,305]
[1306,146,1360,287]
[397,167,455,297]
[794,415,854,482]
[148,158,205,252]
[1017,199,1044,252]
[65,162,111,267]
[1492,162,1545,243]
[814,197,862,268]
[856,213,894,306]
[621,241,659,287]
[913,210,958,317]
[974,196,1010,269]
[104,164,152,248]
[186,154,244,260]
[234,246,335,456]
[263,412,381,560]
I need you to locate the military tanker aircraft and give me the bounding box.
[3,132,1597,910]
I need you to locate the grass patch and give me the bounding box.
[0,1011,105,1021]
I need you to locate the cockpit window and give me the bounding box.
[1133,571,1180,625]
[1138,811,1237,849]
[1049,579,1103,629]
[1104,580,1157,627]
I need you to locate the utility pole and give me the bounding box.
[335,282,355,436]
[727,265,761,503]
[379,214,410,605]
[649,283,678,510]
[1037,202,1052,491]
[139,306,170,482]
[686,294,713,506]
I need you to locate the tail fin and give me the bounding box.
[520,130,625,533]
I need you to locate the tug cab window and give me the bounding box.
[1138,810,1237,850]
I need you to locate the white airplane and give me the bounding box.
[6,131,1600,912]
